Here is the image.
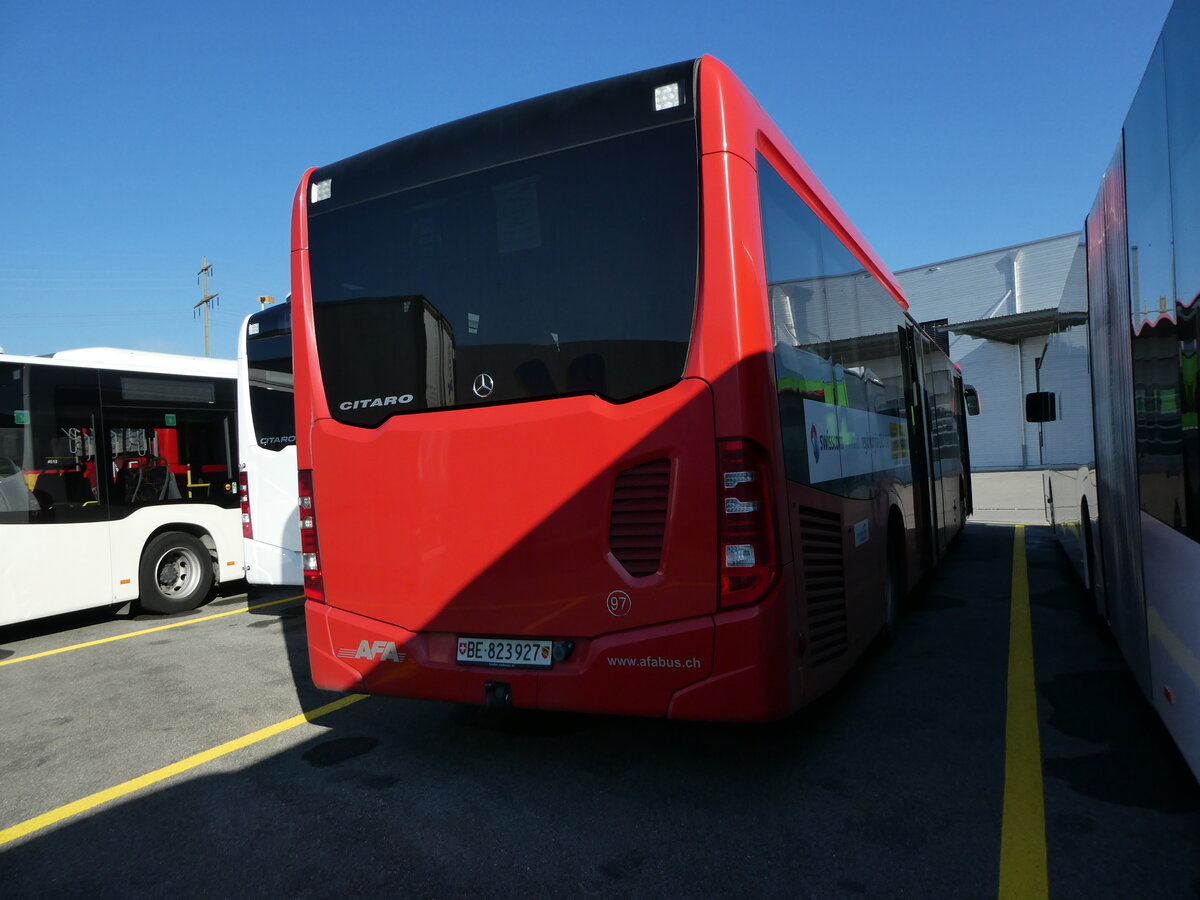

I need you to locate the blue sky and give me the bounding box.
[0,0,1174,358]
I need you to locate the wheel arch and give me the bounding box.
[887,504,907,586]
[880,502,908,642]
[132,522,224,601]
[144,521,219,561]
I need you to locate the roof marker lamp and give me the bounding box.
[654,83,681,111]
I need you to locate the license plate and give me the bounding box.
[456,636,553,669]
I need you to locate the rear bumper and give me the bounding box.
[245,541,302,586]
[306,588,796,721]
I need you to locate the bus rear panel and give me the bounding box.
[238,303,301,585]
[293,57,968,719]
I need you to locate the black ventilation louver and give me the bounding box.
[799,506,848,665]
[609,459,671,577]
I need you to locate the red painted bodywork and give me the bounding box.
[292,56,923,720]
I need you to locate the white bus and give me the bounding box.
[0,348,244,626]
[1028,0,1199,781]
[237,304,300,585]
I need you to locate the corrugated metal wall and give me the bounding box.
[953,337,1018,469]
[1020,336,1043,467]
[1039,324,1094,467]
[895,233,1088,470]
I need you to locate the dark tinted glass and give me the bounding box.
[758,158,911,499]
[246,305,295,451]
[1125,36,1196,535]
[0,362,106,525]
[99,370,238,513]
[0,362,239,523]
[922,341,962,466]
[310,60,696,215]
[1165,0,1200,311]
[1164,0,1200,538]
[308,80,699,427]
[1126,43,1175,333]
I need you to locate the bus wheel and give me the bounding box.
[139,532,214,614]
[1081,499,1105,621]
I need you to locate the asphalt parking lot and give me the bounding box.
[1,522,1197,898]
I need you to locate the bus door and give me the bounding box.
[899,325,938,567]
[0,362,113,624]
[921,337,953,556]
[954,373,974,516]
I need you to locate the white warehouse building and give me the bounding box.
[894,233,1090,471]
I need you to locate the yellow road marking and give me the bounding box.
[0,693,367,847]
[0,595,304,667]
[998,525,1049,899]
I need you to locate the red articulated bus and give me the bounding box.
[290,56,974,720]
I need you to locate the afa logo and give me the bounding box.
[336,640,406,663]
[810,424,820,462]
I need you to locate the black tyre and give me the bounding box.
[138,531,214,614]
[1081,500,1105,621]
[881,540,899,644]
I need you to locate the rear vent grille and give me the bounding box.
[799,506,847,665]
[610,459,671,577]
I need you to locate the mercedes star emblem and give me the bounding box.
[472,373,495,399]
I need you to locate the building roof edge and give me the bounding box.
[894,232,1082,275]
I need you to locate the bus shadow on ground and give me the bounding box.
[242,583,333,711]
[1021,527,1200,816]
[5,522,1198,898]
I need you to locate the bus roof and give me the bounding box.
[1,347,236,377]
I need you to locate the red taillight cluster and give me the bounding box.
[297,468,325,603]
[239,472,253,539]
[718,438,777,606]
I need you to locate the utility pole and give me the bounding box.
[194,256,219,357]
